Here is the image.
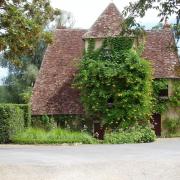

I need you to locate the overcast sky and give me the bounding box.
[0,0,177,84]
[51,0,170,29]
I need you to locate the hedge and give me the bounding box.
[18,104,31,127]
[0,104,24,143]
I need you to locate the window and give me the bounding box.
[159,85,168,98]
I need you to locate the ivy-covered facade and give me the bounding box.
[31,3,180,136]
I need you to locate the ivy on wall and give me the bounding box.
[74,37,153,129]
[170,80,180,108]
[152,79,180,114]
[152,79,169,113]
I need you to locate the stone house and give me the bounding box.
[31,3,180,136]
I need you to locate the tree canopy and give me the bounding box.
[0,0,60,65]
[123,0,180,41]
[123,0,180,20]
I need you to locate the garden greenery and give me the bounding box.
[152,79,180,113]
[74,37,153,129]
[152,79,169,113]
[170,81,180,107]
[164,117,180,135]
[0,104,25,143]
[104,125,156,144]
[11,128,97,144]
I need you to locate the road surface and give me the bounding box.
[0,138,180,180]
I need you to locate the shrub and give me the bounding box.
[0,104,24,143]
[18,104,31,127]
[104,126,156,144]
[11,128,97,144]
[31,115,56,130]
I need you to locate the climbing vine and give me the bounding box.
[152,79,169,113]
[152,79,180,113]
[74,37,153,129]
[169,80,180,107]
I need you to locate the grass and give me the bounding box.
[11,128,97,144]
[11,126,156,145]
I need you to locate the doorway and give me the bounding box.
[151,114,161,136]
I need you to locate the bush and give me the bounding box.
[11,128,97,144]
[18,104,31,127]
[32,115,56,130]
[104,126,156,144]
[0,104,24,143]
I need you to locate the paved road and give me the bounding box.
[0,139,180,180]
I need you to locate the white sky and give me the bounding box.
[0,68,8,84]
[0,0,177,84]
[51,0,176,29]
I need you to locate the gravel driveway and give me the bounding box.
[0,138,180,180]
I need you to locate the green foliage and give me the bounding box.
[0,86,12,103]
[152,79,169,113]
[18,104,31,128]
[32,115,56,131]
[11,128,97,144]
[170,81,180,107]
[74,37,153,129]
[0,0,60,65]
[0,104,24,143]
[0,40,47,104]
[164,117,180,134]
[123,0,179,20]
[104,125,156,144]
[152,80,180,113]
[123,0,179,41]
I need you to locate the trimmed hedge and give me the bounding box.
[18,104,31,127]
[0,104,24,143]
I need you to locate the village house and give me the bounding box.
[31,3,180,136]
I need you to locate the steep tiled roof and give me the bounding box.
[31,3,180,115]
[83,3,123,39]
[31,29,87,115]
[143,29,180,78]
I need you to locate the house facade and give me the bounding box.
[31,3,180,136]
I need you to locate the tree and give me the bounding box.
[0,9,75,104]
[123,0,180,40]
[55,10,75,29]
[0,39,47,103]
[123,0,180,20]
[0,0,60,65]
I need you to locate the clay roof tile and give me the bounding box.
[83,3,123,39]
